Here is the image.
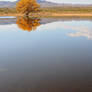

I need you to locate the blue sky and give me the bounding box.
[0,0,92,4]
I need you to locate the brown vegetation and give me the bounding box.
[1,6,92,17]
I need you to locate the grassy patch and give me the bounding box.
[0,6,92,16]
[0,8,17,14]
[40,6,92,13]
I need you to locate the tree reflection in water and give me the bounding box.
[16,16,41,32]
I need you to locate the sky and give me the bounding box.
[46,0,92,4]
[0,0,16,2]
[0,0,92,4]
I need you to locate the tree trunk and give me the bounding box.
[25,12,29,16]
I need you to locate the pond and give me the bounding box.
[0,16,92,92]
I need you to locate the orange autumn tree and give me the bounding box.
[16,17,41,32]
[16,0,40,16]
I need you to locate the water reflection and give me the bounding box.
[0,17,92,40]
[16,17,41,32]
[67,26,92,40]
[0,17,92,92]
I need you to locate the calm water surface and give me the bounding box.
[0,17,92,92]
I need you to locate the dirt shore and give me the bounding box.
[0,12,92,17]
[51,13,92,17]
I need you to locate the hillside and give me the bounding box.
[0,0,62,8]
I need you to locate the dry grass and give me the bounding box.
[1,6,92,17]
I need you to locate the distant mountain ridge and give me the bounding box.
[0,0,44,8]
[0,1,16,8]
[0,0,62,8]
[0,0,91,8]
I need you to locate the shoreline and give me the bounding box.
[1,13,92,17]
[51,13,92,17]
